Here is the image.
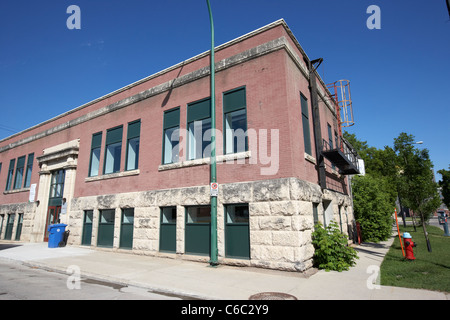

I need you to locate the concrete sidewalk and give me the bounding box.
[0,235,448,300]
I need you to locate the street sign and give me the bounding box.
[210,182,219,197]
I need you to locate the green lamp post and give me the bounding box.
[206,0,218,266]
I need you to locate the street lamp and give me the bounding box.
[206,0,218,267]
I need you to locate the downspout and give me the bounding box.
[307,58,327,190]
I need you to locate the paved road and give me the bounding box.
[0,260,183,300]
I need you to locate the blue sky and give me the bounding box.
[0,0,449,178]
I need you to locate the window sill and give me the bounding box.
[158,151,251,171]
[85,169,140,182]
[3,187,30,195]
[304,153,316,164]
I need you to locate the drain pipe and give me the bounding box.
[308,58,327,190]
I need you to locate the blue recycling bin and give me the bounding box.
[48,224,67,248]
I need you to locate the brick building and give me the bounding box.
[0,20,359,271]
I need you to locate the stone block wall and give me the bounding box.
[64,177,353,272]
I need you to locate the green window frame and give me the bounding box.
[5,159,15,191]
[23,153,34,188]
[301,93,312,155]
[223,87,248,154]
[126,120,141,171]
[89,132,102,177]
[225,204,250,259]
[185,206,211,255]
[162,108,180,164]
[160,207,177,253]
[97,209,115,247]
[13,156,25,190]
[49,170,65,199]
[120,208,134,249]
[104,126,123,174]
[187,98,211,160]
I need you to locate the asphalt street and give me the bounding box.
[0,259,183,300]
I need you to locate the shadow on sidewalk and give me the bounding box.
[0,244,23,251]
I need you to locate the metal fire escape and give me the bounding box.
[322,80,360,175]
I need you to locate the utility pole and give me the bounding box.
[206,0,218,266]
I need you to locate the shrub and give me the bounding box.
[312,222,358,272]
[352,175,394,242]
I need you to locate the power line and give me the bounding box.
[0,124,19,134]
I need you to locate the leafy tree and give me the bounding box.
[351,175,393,242]
[344,132,396,241]
[394,132,441,252]
[438,166,450,209]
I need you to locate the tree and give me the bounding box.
[352,175,393,242]
[438,166,450,209]
[394,133,441,252]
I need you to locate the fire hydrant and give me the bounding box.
[403,232,416,260]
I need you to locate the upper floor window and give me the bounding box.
[23,153,34,188]
[187,98,211,160]
[126,120,141,171]
[5,159,15,191]
[13,156,26,189]
[162,108,180,164]
[301,93,312,155]
[104,125,123,174]
[223,87,247,154]
[89,132,102,177]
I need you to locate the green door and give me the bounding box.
[15,214,23,241]
[185,206,210,256]
[225,204,250,259]
[160,207,176,252]
[4,214,15,240]
[82,211,93,246]
[120,208,134,249]
[97,210,115,247]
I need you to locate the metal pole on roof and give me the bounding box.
[206,0,218,267]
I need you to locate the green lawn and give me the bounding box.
[380,224,450,293]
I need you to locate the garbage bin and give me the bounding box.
[48,224,68,248]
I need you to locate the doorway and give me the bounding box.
[44,206,61,242]
[44,169,65,242]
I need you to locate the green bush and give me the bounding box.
[312,222,358,272]
[352,175,394,242]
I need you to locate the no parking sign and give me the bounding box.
[210,183,219,197]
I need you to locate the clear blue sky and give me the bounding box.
[0,0,449,178]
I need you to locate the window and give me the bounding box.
[13,156,25,189]
[126,120,140,171]
[89,132,102,177]
[5,159,15,191]
[187,98,211,160]
[98,209,115,247]
[313,202,319,229]
[327,123,333,149]
[327,124,335,169]
[120,208,134,249]
[50,170,65,199]
[186,206,211,224]
[162,108,180,164]
[104,126,123,174]
[223,87,247,154]
[301,93,312,155]
[23,153,34,188]
[161,207,176,224]
[225,204,250,259]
